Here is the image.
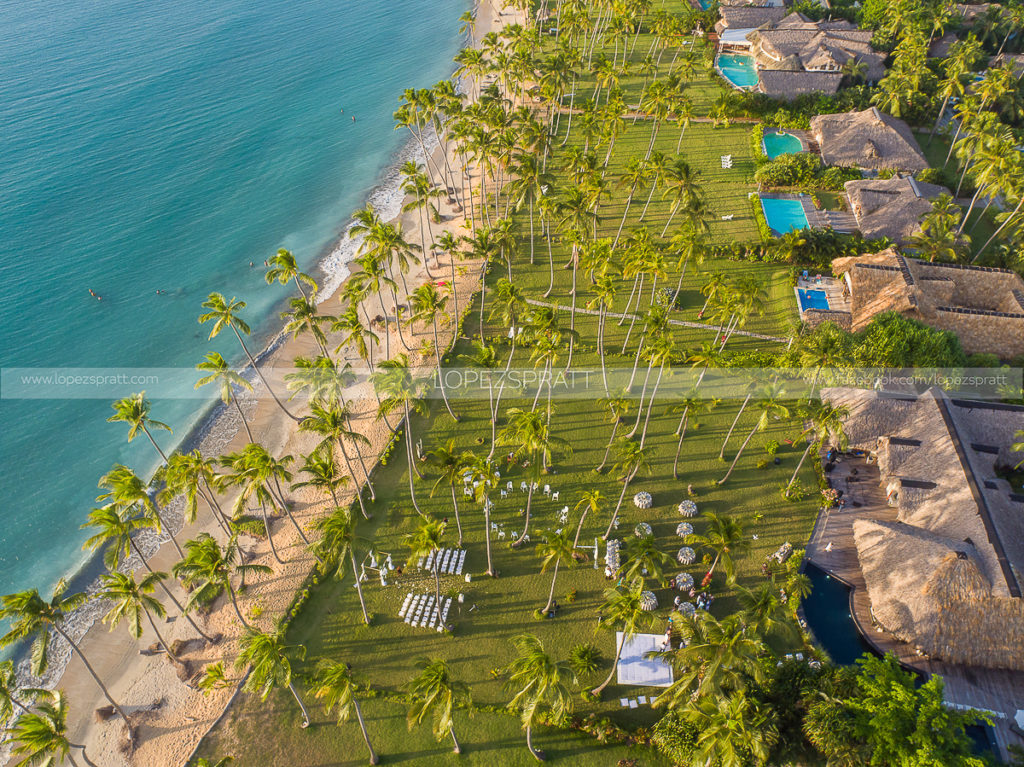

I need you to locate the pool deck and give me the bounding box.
[760,191,858,233]
[795,275,850,314]
[806,455,1024,758]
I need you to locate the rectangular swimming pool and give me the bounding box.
[760,196,809,235]
[798,288,830,312]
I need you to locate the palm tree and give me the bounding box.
[332,302,379,371]
[1012,429,1024,469]
[595,393,630,472]
[654,612,767,706]
[310,660,378,763]
[0,660,41,720]
[96,462,184,557]
[465,454,500,577]
[668,394,719,479]
[373,354,429,514]
[107,391,172,462]
[503,634,575,761]
[161,449,232,534]
[603,438,651,539]
[591,583,655,697]
[537,529,575,615]
[428,440,472,546]
[685,691,777,767]
[786,401,849,496]
[81,504,215,642]
[620,535,673,588]
[7,691,98,767]
[310,507,372,625]
[235,628,311,728]
[174,533,271,630]
[737,582,798,643]
[0,582,129,724]
[292,448,350,509]
[299,399,374,518]
[281,296,333,359]
[265,248,317,300]
[572,490,606,551]
[199,293,297,420]
[458,341,502,456]
[686,512,749,584]
[717,383,790,485]
[406,657,471,755]
[659,157,702,237]
[97,571,181,663]
[404,518,448,621]
[409,282,459,421]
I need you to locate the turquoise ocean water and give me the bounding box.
[0,0,469,603]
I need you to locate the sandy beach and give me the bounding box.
[8,2,524,765]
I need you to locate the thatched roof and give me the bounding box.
[844,176,949,243]
[822,387,1023,597]
[715,5,787,34]
[757,69,843,98]
[854,518,1024,670]
[991,53,1024,75]
[929,32,959,58]
[810,108,928,172]
[746,12,886,81]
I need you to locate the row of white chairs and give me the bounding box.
[398,592,452,630]
[417,548,466,576]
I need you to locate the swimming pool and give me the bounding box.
[760,196,809,235]
[798,288,830,312]
[801,563,874,666]
[762,131,804,159]
[716,53,759,89]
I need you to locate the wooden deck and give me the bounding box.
[805,455,1024,758]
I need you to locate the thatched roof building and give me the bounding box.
[715,5,788,36]
[810,108,928,172]
[757,70,844,99]
[745,13,886,83]
[831,248,1024,356]
[821,387,1024,668]
[843,176,948,244]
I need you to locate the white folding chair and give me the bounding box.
[552,491,559,501]
[543,484,551,495]
[500,489,507,498]
[456,550,467,574]
[506,481,513,491]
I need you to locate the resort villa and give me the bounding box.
[832,248,1024,357]
[809,108,929,173]
[720,13,886,98]
[810,387,1024,752]
[842,176,950,244]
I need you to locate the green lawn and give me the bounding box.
[196,9,818,766]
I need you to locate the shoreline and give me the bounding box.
[5,1,517,764]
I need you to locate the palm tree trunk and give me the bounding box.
[604,472,634,540]
[543,221,555,297]
[402,408,425,516]
[514,483,536,547]
[232,327,297,421]
[143,609,181,664]
[259,500,285,564]
[441,485,462,549]
[974,195,1024,260]
[353,699,380,764]
[627,360,656,437]
[592,636,624,695]
[526,723,544,761]
[786,441,814,497]
[432,319,459,421]
[598,307,609,396]
[55,627,129,724]
[719,392,751,460]
[717,424,759,485]
[450,727,462,754]
[483,500,496,577]
[288,682,311,728]
[130,539,215,641]
[141,425,169,464]
[638,363,666,448]
[596,419,619,472]
[613,188,637,247]
[227,583,256,630]
[73,745,98,767]
[543,560,560,613]
[336,439,371,520]
[270,479,312,549]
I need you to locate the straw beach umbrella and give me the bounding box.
[676,547,696,565]
[678,500,698,518]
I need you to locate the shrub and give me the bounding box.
[765,439,780,456]
[820,165,861,190]
[651,709,701,763]
[569,642,604,675]
[755,153,823,187]
[966,352,1001,368]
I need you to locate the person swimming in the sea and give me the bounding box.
[88,288,102,301]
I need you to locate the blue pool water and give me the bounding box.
[0,0,468,606]
[801,563,875,666]
[798,289,830,312]
[763,131,804,159]
[760,197,809,235]
[717,53,759,89]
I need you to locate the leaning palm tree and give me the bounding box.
[265,248,317,300]
[427,440,471,546]
[160,449,231,535]
[96,462,184,557]
[408,282,459,421]
[174,533,271,630]
[465,455,500,578]
[591,582,656,697]
[685,691,777,767]
[372,354,429,514]
[595,394,631,473]
[620,536,673,588]
[536,529,575,616]
[310,508,371,624]
[403,518,447,621]
[572,490,606,551]
[6,691,98,767]
[405,657,471,755]
[235,628,311,728]
[292,448,350,509]
[686,512,749,584]
[281,296,333,359]
[81,504,215,642]
[311,659,378,764]
[299,399,375,516]
[603,438,651,539]
[717,383,790,485]
[786,401,849,496]
[0,660,43,720]
[0,582,129,723]
[97,570,180,663]
[503,634,576,761]
[107,391,172,462]
[667,394,719,479]
[737,582,798,643]
[198,293,297,420]
[195,352,256,442]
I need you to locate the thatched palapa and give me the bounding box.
[810,108,928,172]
